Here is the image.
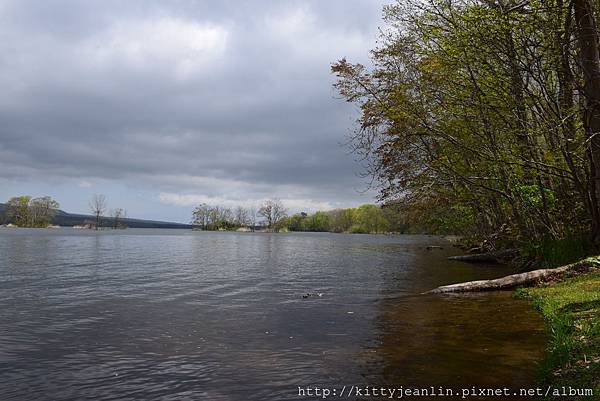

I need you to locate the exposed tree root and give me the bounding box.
[425,257,600,294]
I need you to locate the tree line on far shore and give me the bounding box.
[192,199,408,234]
[3,194,410,234]
[1,194,126,229]
[191,199,286,231]
[287,204,406,233]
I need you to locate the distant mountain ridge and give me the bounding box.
[0,203,192,229]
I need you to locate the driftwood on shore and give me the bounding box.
[425,257,600,294]
[447,249,519,264]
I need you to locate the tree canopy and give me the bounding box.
[6,196,60,227]
[332,0,600,248]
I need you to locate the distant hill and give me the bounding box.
[0,203,192,229]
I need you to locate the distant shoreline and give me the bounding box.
[0,202,192,229]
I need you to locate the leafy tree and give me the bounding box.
[6,196,59,227]
[7,196,32,226]
[327,208,355,233]
[287,212,308,231]
[309,211,330,232]
[332,0,600,247]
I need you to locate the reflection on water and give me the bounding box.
[0,229,545,400]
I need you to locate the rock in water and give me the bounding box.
[302,293,323,299]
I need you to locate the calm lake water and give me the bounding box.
[0,229,545,400]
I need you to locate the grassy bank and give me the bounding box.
[518,272,600,400]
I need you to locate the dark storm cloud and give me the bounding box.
[0,0,385,209]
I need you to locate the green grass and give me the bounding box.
[518,272,600,400]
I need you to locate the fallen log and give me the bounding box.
[425,257,600,294]
[448,248,519,264]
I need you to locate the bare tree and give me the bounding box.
[219,207,233,227]
[29,196,60,227]
[192,203,210,229]
[110,208,126,229]
[258,199,287,230]
[89,194,107,230]
[249,205,258,231]
[234,206,249,227]
[208,205,220,228]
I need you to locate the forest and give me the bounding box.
[332,0,600,260]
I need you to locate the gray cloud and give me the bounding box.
[0,0,385,216]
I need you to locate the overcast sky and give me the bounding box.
[0,0,388,223]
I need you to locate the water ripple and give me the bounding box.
[0,229,545,400]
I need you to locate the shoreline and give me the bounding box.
[429,250,599,398]
[517,271,600,399]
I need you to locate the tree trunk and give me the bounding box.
[425,257,600,294]
[557,1,595,231]
[574,0,600,240]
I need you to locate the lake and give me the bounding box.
[0,229,545,400]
